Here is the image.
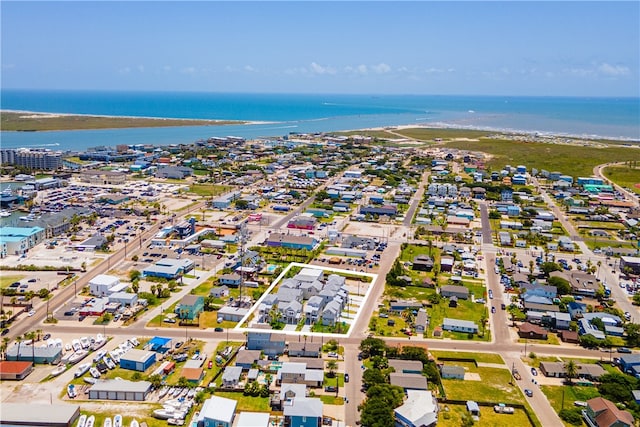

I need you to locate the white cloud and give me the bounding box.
[597,63,630,76]
[371,63,390,74]
[162,66,172,72]
[137,65,145,73]
[310,62,336,75]
[244,65,256,72]
[180,67,196,74]
[118,67,131,74]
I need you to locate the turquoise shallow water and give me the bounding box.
[1,90,638,150]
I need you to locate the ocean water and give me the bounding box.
[1,90,638,151]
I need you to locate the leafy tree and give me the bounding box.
[365,384,405,408]
[598,372,638,403]
[625,323,640,347]
[234,199,249,210]
[423,361,441,385]
[177,376,189,388]
[580,334,602,349]
[540,262,562,276]
[362,368,387,388]
[129,270,141,281]
[315,190,329,201]
[360,396,395,427]
[148,374,163,389]
[132,372,142,381]
[371,355,389,370]
[547,276,571,295]
[359,337,387,358]
[590,317,605,332]
[559,408,583,425]
[633,294,640,306]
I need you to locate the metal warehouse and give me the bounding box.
[88,379,152,401]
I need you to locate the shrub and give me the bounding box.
[559,408,583,425]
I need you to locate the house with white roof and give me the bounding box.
[394,390,438,427]
[236,412,270,427]
[198,395,237,427]
[321,300,342,326]
[283,397,323,427]
[279,300,303,324]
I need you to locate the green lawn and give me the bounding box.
[431,351,504,365]
[0,274,25,288]
[214,392,270,411]
[602,165,640,194]
[442,367,525,403]
[540,384,600,412]
[188,184,233,197]
[324,373,345,387]
[320,395,345,405]
[441,137,640,178]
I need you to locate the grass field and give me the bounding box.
[188,184,233,197]
[0,275,25,289]
[1,111,244,131]
[214,392,270,411]
[442,367,525,403]
[431,351,504,365]
[602,165,640,194]
[437,137,640,178]
[438,403,534,427]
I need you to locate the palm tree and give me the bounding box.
[25,331,36,363]
[326,360,338,378]
[14,335,23,361]
[1,337,10,360]
[564,360,578,385]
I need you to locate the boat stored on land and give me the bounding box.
[77,415,87,427]
[113,415,122,427]
[74,362,91,378]
[67,384,77,398]
[86,416,95,427]
[51,364,67,377]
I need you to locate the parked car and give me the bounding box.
[617,347,632,353]
[43,333,51,340]
[214,327,224,332]
[524,389,533,397]
[531,368,537,376]
[325,386,337,392]
[163,318,176,324]
[344,373,349,382]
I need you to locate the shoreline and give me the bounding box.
[1,109,638,144]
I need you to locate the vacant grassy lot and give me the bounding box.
[431,351,504,365]
[440,138,640,178]
[188,184,233,197]
[442,367,525,403]
[1,111,244,131]
[540,384,600,413]
[0,275,25,288]
[214,392,270,411]
[438,403,534,427]
[602,165,640,194]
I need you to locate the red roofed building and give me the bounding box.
[0,361,33,380]
[181,367,204,384]
[584,397,634,427]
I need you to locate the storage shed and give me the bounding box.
[119,349,155,372]
[88,379,152,401]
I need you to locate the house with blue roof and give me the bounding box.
[578,318,606,340]
[619,354,640,376]
[567,301,586,319]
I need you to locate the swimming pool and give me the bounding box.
[266,264,277,274]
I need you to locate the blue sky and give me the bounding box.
[1,1,638,96]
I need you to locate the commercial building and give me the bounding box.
[88,379,152,401]
[0,148,63,170]
[6,344,62,364]
[266,233,318,250]
[0,403,80,427]
[119,349,156,372]
[0,361,33,380]
[143,258,194,279]
[0,226,46,257]
[89,274,121,297]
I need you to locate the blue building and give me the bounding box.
[198,396,237,427]
[212,192,240,209]
[119,349,155,372]
[247,332,286,357]
[147,336,173,353]
[175,295,204,320]
[143,258,194,279]
[0,226,46,257]
[284,397,323,427]
[619,354,640,376]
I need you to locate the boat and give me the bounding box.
[89,367,101,378]
[158,387,169,398]
[72,339,82,352]
[113,415,122,427]
[103,417,112,427]
[77,415,87,427]
[69,349,88,364]
[64,343,72,352]
[179,387,189,398]
[167,419,184,426]
[67,384,77,398]
[86,416,95,427]
[83,377,97,385]
[130,421,139,427]
[19,213,37,222]
[93,350,106,363]
[0,210,11,217]
[74,362,91,378]
[80,337,91,349]
[187,388,196,399]
[95,333,105,343]
[104,357,116,370]
[153,409,186,420]
[91,339,106,351]
[51,364,67,377]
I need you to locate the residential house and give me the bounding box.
[517,322,548,340]
[567,301,587,319]
[266,233,318,250]
[283,397,323,427]
[440,285,469,300]
[410,255,434,272]
[219,273,242,287]
[521,283,557,299]
[279,300,303,325]
[440,256,455,272]
[442,318,478,334]
[198,396,237,427]
[390,373,429,392]
[619,354,640,376]
[175,295,204,321]
[304,296,325,325]
[389,359,423,374]
[235,350,262,370]
[389,300,423,312]
[288,342,321,358]
[210,285,230,298]
[221,366,243,388]
[321,300,342,326]
[415,309,428,334]
[578,318,606,341]
[394,390,438,427]
[247,331,286,357]
[584,397,634,427]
